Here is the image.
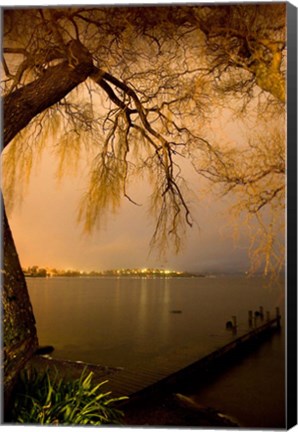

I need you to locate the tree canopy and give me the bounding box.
[2,3,286,266]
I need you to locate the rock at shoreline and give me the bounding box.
[34,345,55,356]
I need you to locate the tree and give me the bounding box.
[2,200,38,414]
[1,4,286,412]
[191,3,286,103]
[186,3,286,276]
[193,125,285,276]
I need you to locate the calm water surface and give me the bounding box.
[27,275,285,427]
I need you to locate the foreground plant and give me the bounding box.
[10,367,128,425]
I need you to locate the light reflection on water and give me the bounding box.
[27,275,284,368]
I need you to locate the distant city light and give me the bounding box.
[22,265,199,278]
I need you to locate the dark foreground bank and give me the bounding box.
[14,355,236,427]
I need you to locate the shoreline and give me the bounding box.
[23,354,238,428]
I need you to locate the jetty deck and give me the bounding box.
[104,314,282,400]
[28,308,281,401]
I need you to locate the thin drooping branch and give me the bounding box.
[90,66,193,233]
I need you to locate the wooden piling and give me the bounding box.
[266,311,270,322]
[253,315,257,328]
[276,307,281,328]
[232,315,237,333]
[259,306,264,320]
[248,310,253,327]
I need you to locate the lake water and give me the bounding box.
[27,275,285,428]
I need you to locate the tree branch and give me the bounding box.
[3,60,94,148]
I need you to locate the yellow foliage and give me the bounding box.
[77,156,125,233]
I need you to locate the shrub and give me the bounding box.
[10,367,128,425]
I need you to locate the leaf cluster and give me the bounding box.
[10,367,128,425]
[193,125,285,277]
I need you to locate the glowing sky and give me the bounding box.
[5,102,279,274]
[7,138,252,273]
[4,91,284,274]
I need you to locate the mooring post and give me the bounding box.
[266,311,270,322]
[232,315,237,333]
[276,307,281,328]
[254,315,257,328]
[259,306,264,321]
[248,310,253,327]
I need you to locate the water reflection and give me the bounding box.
[28,275,284,369]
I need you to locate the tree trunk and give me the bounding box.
[2,44,94,417]
[2,198,38,416]
[255,65,285,103]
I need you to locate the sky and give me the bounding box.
[6,135,252,274]
[4,94,281,276]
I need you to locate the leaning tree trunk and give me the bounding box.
[2,41,94,416]
[2,198,38,416]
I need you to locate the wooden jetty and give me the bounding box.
[107,310,282,401]
[28,307,282,403]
